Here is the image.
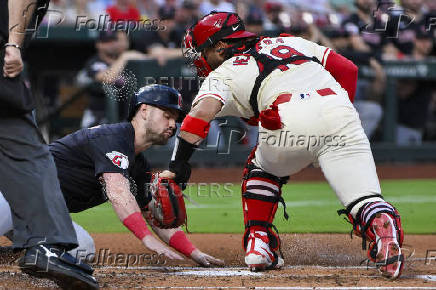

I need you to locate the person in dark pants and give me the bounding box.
[0,0,98,288]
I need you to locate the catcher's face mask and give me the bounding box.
[182,11,256,77]
[182,31,213,77]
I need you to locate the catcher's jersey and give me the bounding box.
[192,36,345,118]
[50,122,152,212]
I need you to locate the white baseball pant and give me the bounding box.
[253,89,384,217]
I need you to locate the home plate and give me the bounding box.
[173,270,263,276]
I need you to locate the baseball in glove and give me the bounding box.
[147,174,187,229]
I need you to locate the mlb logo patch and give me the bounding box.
[300,93,310,99]
[106,151,129,169]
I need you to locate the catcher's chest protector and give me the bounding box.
[240,42,320,130]
[246,44,321,118]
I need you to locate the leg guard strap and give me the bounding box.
[337,194,384,249]
[243,163,289,186]
[243,163,289,221]
[243,192,289,220]
[337,194,384,217]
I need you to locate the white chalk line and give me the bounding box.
[95,270,436,283]
[0,265,372,272]
[98,256,435,271]
[98,265,375,271]
[95,265,436,282]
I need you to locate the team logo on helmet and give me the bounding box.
[177,93,182,107]
[106,151,129,169]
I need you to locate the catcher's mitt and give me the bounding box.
[147,174,187,229]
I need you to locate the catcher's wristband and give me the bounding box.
[169,230,196,257]
[123,212,152,240]
[180,115,210,139]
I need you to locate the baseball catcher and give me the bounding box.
[0,84,223,267]
[161,11,404,278]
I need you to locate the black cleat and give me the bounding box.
[19,244,99,289]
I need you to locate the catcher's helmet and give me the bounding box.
[127,84,185,122]
[183,11,256,77]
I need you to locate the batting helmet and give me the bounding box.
[183,11,257,77]
[127,84,185,122]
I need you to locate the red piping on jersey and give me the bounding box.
[324,50,357,103]
[321,48,329,65]
[195,93,226,104]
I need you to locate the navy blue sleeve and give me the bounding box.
[89,134,134,177]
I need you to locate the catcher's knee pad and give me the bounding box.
[338,196,404,251]
[241,159,289,253]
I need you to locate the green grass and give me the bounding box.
[71,179,436,234]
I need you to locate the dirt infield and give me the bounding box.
[1,164,434,288]
[1,233,435,288]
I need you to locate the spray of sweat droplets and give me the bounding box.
[102,69,138,103]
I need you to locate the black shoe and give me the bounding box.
[19,244,99,289]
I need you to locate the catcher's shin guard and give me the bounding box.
[339,198,404,279]
[241,152,289,270]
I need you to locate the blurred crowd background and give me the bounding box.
[30,0,436,151]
